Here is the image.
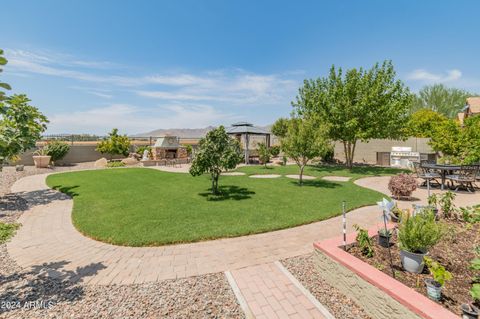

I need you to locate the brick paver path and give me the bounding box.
[229,262,333,319]
[7,173,480,286]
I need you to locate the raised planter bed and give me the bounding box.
[314,225,459,319]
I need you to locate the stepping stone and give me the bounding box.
[221,172,246,176]
[285,174,316,180]
[322,176,351,182]
[249,174,281,178]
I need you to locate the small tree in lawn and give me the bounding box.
[257,142,271,168]
[281,117,331,185]
[96,128,131,160]
[0,94,48,168]
[189,126,242,194]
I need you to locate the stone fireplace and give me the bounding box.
[151,136,188,160]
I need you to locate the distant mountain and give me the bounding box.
[136,124,272,138]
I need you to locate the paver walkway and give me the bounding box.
[7,173,480,287]
[228,262,333,319]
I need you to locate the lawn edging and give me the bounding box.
[313,226,459,319]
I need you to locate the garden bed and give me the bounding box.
[347,220,480,316]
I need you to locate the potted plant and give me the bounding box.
[423,257,452,301]
[388,173,417,199]
[32,148,51,168]
[397,210,443,273]
[463,248,480,319]
[377,228,392,248]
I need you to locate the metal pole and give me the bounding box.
[342,201,347,250]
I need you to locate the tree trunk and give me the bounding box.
[211,173,219,194]
[299,164,305,186]
[343,141,356,169]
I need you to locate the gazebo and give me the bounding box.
[226,122,271,164]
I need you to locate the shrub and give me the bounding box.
[136,146,152,158]
[424,256,452,286]
[269,145,280,157]
[388,173,417,198]
[354,224,374,258]
[460,205,480,223]
[106,161,125,168]
[321,146,335,163]
[96,128,131,160]
[398,210,443,253]
[439,191,456,218]
[0,222,20,243]
[257,143,271,168]
[44,140,70,163]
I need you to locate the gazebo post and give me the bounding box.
[245,133,249,164]
[266,134,271,149]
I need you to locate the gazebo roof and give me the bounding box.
[226,122,270,135]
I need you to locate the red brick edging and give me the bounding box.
[313,226,459,319]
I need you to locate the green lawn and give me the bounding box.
[46,166,394,246]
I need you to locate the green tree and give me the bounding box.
[461,116,480,164]
[271,117,290,138]
[429,119,464,158]
[281,118,331,185]
[96,128,131,160]
[0,95,48,166]
[189,126,242,194]
[257,142,271,168]
[293,61,412,168]
[0,49,11,101]
[406,109,448,138]
[411,84,473,118]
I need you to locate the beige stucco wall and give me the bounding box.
[333,138,433,164]
[313,249,421,319]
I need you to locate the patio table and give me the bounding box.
[421,163,461,190]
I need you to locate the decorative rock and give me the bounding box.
[121,157,138,166]
[285,174,316,180]
[94,158,108,168]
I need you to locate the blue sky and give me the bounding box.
[1,0,479,134]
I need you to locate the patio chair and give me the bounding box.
[445,165,479,193]
[413,162,441,188]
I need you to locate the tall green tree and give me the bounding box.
[271,117,290,138]
[293,61,412,168]
[189,126,242,194]
[96,128,131,160]
[0,95,48,165]
[257,142,271,168]
[460,116,480,164]
[280,117,331,185]
[429,119,464,158]
[0,49,11,101]
[406,109,448,138]
[411,84,473,118]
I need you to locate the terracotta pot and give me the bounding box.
[33,155,51,168]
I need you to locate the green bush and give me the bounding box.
[398,210,443,253]
[0,222,20,243]
[96,128,131,160]
[269,145,281,157]
[136,146,152,158]
[106,161,125,168]
[44,140,70,163]
[354,224,374,258]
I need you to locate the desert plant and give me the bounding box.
[96,128,131,160]
[269,145,280,157]
[398,210,443,253]
[460,205,480,223]
[44,140,70,164]
[439,191,456,218]
[0,222,20,243]
[354,224,374,258]
[106,161,125,168]
[388,173,417,198]
[424,256,452,286]
[33,148,49,156]
[378,228,392,237]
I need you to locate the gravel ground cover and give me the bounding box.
[348,221,480,316]
[0,164,243,319]
[282,253,371,319]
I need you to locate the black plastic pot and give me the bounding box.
[461,304,479,319]
[377,232,392,248]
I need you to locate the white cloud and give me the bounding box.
[46,103,237,135]
[407,69,462,83]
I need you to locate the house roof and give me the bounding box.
[153,136,181,149]
[467,97,480,113]
[226,122,270,135]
